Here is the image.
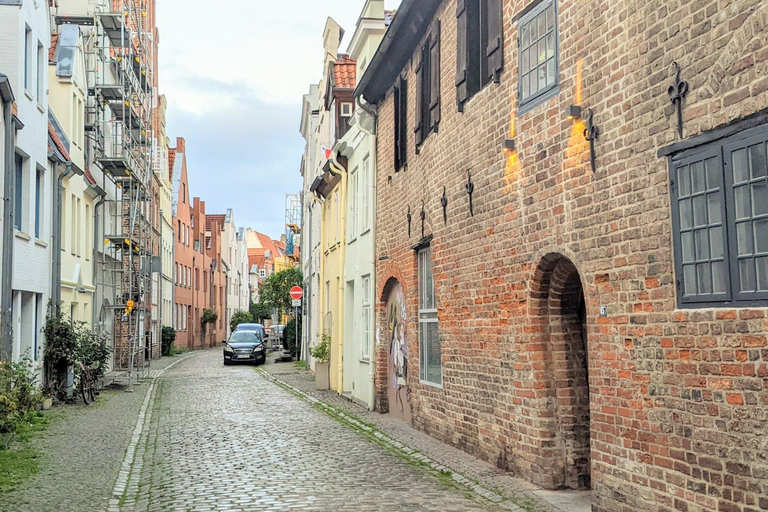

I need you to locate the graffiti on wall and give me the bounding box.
[387,282,409,414]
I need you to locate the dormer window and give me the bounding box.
[340,102,353,117]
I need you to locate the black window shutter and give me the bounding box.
[414,47,424,147]
[429,20,441,132]
[456,0,469,112]
[485,0,503,83]
[400,77,408,167]
[394,83,402,170]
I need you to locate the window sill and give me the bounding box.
[347,237,357,246]
[36,103,45,114]
[419,378,443,389]
[359,358,370,365]
[24,90,33,102]
[14,230,30,241]
[360,228,371,237]
[34,238,47,248]
[518,85,560,116]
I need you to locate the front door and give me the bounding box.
[386,283,411,422]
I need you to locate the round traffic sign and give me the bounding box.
[289,286,304,300]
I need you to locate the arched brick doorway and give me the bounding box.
[530,253,591,490]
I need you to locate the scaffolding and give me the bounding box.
[285,193,301,263]
[74,0,157,381]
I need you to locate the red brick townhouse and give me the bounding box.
[357,0,768,511]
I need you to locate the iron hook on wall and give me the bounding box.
[668,61,688,139]
[465,171,474,216]
[441,187,448,224]
[420,201,426,239]
[407,205,412,238]
[584,109,599,173]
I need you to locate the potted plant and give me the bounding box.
[311,333,331,390]
[41,386,53,410]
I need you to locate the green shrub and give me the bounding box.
[72,323,111,385]
[43,305,77,398]
[283,317,302,360]
[0,358,41,449]
[161,326,176,356]
[309,332,330,362]
[230,310,253,333]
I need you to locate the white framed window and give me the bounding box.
[349,168,358,239]
[34,168,42,238]
[418,247,441,385]
[24,26,31,91]
[259,269,266,278]
[362,275,371,360]
[36,42,44,100]
[362,155,371,232]
[340,102,353,117]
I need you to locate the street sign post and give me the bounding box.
[289,287,303,360]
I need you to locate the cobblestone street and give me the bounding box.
[124,349,506,511]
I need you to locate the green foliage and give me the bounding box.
[310,332,330,362]
[0,410,52,493]
[200,309,218,335]
[283,317,302,360]
[249,301,272,322]
[260,267,303,315]
[72,323,111,386]
[229,310,253,333]
[161,326,176,357]
[0,357,42,448]
[43,305,77,396]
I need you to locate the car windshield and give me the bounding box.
[236,324,260,331]
[229,332,261,343]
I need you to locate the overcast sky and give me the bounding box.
[156,0,401,240]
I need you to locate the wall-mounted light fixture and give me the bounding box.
[565,105,582,120]
[502,138,515,157]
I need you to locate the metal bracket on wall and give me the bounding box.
[668,61,688,139]
[420,201,426,239]
[584,109,599,173]
[407,205,412,238]
[465,171,474,216]
[441,187,448,224]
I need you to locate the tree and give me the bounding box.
[249,301,272,322]
[161,326,176,356]
[230,310,253,333]
[260,267,303,318]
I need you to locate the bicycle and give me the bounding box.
[74,361,97,405]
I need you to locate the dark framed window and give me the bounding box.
[14,154,23,231]
[394,76,408,171]
[415,20,441,148]
[518,0,558,109]
[670,123,768,307]
[456,0,503,111]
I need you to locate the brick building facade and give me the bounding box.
[358,1,768,511]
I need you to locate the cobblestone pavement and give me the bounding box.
[127,349,508,511]
[0,354,192,512]
[261,358,587,512]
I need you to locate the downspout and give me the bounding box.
[328,150,348,395]
[0,75,17,361]
[92,190,106,329]
[52,162,74,309]
[356,95,378,410]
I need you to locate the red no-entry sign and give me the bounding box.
[289,286,304,300]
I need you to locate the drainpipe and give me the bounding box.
[356,94,378,410]
[91,190,106,329]
[328,148,348,395]
[52,162,74,310]
[0,75,17,361]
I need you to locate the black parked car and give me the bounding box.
[223,330,266,366]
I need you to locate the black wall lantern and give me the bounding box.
[565,105,599,172]
[502,138,515,157]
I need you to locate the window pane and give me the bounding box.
[691,161,705,193]
[681,231,694,262]
[694,229,710,260]
[733,148,749,183]
[708,193,722,224]
[712,261,727,294]
[705,158,720,189]
[735,185,751,219]
[755,218,768,253]
[419,327,427,381]
[522,73,529,99]
[740,259,756,292]
[529,17,538,42]
[538,65,547,90]
[546,32,555,60]
[683,264,696,295]
[538,11,547,39]
[752,181,767,215]
[521,49,529,74]
[710,226,724,259]
[546,5,555,32]
[692,195,707,226]
[757,257,768,291]
[521,23,530,48]
[426,322,441,384]
[697,262,712,294]
[530,73,539,95]
[679,199,692,229]
[547,59,555,87]
[737,222,754,255]
[677,165,691,196]
[749,143,767,179]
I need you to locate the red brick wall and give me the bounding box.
[373,1,768,511]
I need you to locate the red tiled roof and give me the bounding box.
[84,166,97,185]
[168,148,176,174]
[48,122,70,161]
[205,214,225,232]
[334,56,357,89]
[49,33,59,64]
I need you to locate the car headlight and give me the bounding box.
[252,345,264,352]
[224,344,234,353]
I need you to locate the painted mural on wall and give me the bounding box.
[386,282,410,420]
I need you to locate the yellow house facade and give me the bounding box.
[48,25,100,326]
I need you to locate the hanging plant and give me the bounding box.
[201,309,218,336]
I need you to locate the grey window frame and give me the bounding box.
[669,122,768,307]
[14,154,23,231]
[418,247,441,386]
[517,0,559,112]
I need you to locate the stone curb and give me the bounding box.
[257,367,528,512]
[107,353,199,512]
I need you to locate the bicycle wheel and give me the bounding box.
[80,375,92,405]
